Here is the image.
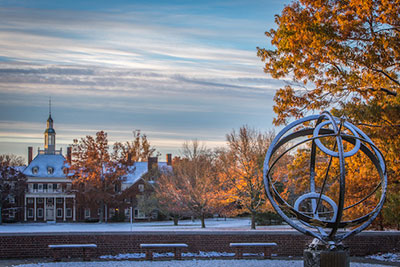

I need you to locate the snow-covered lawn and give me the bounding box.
[366,252,400,263]
[13,259,393,267]
[0,218,295,233]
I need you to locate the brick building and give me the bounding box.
[22,113,76,222]
[17,112,171,223]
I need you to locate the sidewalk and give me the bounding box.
[1,257,398,267]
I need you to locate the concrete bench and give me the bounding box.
[230,242,277,259]
[140,243,188,260]
[48,244,97,261]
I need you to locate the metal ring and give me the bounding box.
[313,120,361,157]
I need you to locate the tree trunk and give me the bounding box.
[173,215,179,226]
[105,203,108,223]
[0,204,2,225]
[201,213,206,228]
[251,211,256,230]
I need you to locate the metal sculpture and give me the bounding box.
[263,111,387,248]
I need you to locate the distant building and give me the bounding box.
[22,113,76,222]
[11,112,172,223]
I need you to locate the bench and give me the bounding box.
[140,243,188,260]
[48,244,97,261]
[230,242,277,259]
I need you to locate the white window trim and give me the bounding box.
[28,208,34,218]
[8,196,15,204]
[47,167,54,175]
[37,198,43,204]
[138,184,144,192]
[134,208,145,219]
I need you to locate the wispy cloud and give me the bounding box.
[0,1,288,159]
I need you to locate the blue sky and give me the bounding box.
[0,0,290,163]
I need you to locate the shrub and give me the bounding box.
[255,211,284,225]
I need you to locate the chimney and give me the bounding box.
[127,153,132,165]
[67,146,72,164]
[166,153,172,166]
[148,156,158,171]
[28,146,33,164]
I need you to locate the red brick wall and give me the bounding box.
[0,231,398,259]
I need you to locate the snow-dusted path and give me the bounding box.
[14,259,393,267]
[0,218,295,233]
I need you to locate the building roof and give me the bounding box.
[13,166,27,173]
[23,154,69,178]
[123,162,172,185]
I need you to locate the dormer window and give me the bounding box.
[138,184,144,192]
[32,167,39,174]
[47,167,54,174]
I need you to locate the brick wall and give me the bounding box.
[0,231,399,259]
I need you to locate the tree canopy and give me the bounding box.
[257,0,400,229]
[217,126,276,229]
[257,0,399,126]
[71,131,127,222]
[0,154,26,224]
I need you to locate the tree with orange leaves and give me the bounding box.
[257,0,400,229]
[155,140,224,228]
[71,131,127,222]
[217,126,276,229]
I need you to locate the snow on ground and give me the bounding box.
[100,251,240,260]
[367,253,400,263]
[13,259,392,267]
[0,218,295,233]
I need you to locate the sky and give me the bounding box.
[0,0,291,163]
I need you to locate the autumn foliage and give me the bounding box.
[258,0,400,229]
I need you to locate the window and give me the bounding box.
[84,208,90,218]
[97,208,101,215]
[43,184,48,191]
[125,208,130,217]
[56,198,63,204]
[47,167,54,175]
[32,167,39,174]
[37,198,43,204]
[27,198,33,204]
[53,184,58,191]
[134,208,145,219]
[114,184,120,193]
[47,198,53,204]
[28,184,33,192]
[28,208,34,218]
[138,184,144,192]
[33,184,38,192]
[57,208,62,218]
[38,184,43,192]
[8,209,15,219]
[66,184,71,191]
[37,208,43,218]
[151,211,158,220]
[8,196,15,204]
[66,208,72,218]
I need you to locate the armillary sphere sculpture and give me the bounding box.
[263,111,387,248]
